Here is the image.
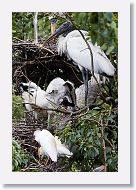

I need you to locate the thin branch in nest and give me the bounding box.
[23,101,104,116]
[13,41,55,55]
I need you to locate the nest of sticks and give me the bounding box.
[12,120,70,172]
[12,40,117,172]
[12,39,84,93]
[12,39,80,171]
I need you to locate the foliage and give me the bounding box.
[12,12,118,60]
[73,12,118,56]
[12,12,118,172]
[12,139,29,171]
[55,103,118,172]
[12,12,51,41]
[12,94,25,121]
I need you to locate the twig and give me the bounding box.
[33,12,38,44]
[13,42,55,55]
[100,115,107,172]
[24,101,103,116]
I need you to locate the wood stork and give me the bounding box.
[19,81,42,120]
[46,21,115,105]
[19,78,76,128]
[34,129,73,163]
[75,73,105,108]
[45,77,76,111]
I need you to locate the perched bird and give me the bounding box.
[34,129,73,163]
[19,81,48,121]
[45,77,76,112]
[19,81,42,120]
[19,78,76,127]
[46,21,115,105]
[75,74,103,108]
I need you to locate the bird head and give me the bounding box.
[19,81,41,95]
[63,81,77,111]
[33,130,41,143]
[46,21,74,43]
[59,96,75,108]
[19,82,28,93]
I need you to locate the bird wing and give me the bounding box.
[54,136,73,157]
[46,78,65,93]
[65,37,115,76]
[35,130,58,162]
[41,138,58,162]
[75,80,98,108]
[56,144,73,157]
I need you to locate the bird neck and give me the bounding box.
[63,29,73,37]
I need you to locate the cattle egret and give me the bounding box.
[34,129,73,164]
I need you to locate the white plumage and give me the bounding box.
[20,81,48,120]
[34,129,73,162]
[75,73,106,108]
[45,77,76,110]
[19,78,76,127]
[57,29,115,76]
[47,21,115,105]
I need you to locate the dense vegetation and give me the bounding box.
[12,12,118,172]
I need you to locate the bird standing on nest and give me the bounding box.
[46,21,115,106]
[19,78,76,128]
[34,129,73,165]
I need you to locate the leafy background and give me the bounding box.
[12,12,118,172]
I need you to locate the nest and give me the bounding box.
[12,39,92,172]
[12,121,70,172]
[12,40,83,93]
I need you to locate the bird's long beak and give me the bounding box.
[45,21,73,45]
[45,30,59,44]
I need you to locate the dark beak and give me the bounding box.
[45,21,73,45]
[45,29,60,44]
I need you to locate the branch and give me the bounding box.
[33,12,38,43]
[24,101,103,116]
[13,42,55,55]
[100,115,107,172]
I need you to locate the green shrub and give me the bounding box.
[55,104,118,172]
[12,139,29,171]
[12,95,25,121]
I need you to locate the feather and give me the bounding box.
[34,130,73,162]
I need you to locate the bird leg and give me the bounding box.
[80,67,89,106]
[47,113,51,129]
[43,157,50,167]
[85,69,88,106]
[38,147,50,166]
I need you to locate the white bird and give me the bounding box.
[19,81,47,120]
[45,77,76,111]
[19,81,42,120]
[75,73,105,108]
[19,78,76,127]
[34,129,73,163]
[46,21,115,105]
